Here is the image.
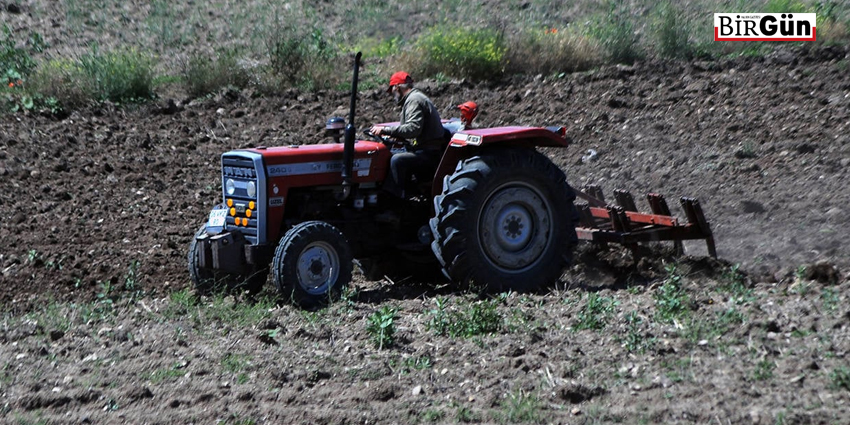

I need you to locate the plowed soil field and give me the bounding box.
[2,30,849,424]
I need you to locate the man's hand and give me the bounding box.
[370,125,385,136]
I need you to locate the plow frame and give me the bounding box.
[574,186,717,258]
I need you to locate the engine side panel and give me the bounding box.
[247,141,391,241]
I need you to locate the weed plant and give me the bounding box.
[621,311,655,353]
[654,264,691,323]
[427,296,504,338]
[367,306,398,350]
[720,264,755,304]
[574,293,617,331]
[831,367,850,392]
[499,390,542,423]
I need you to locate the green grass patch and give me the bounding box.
[654,264,691,323]
[181,48,252,97]
[574,293,617,331]
[408,26,506,80]
[79,46,155,103]
[821,288,839,312]
[752,358,775,381]
[831,366,850,392]
[720,264,756,304]
[683,308,745,345]
[589,0,643,64]
[262,23,341,91]
[499,390,543,423]
[29,46,154,107]
[427,296,504,338]
[400,355,432,374]
[221,353,252,374]
[420,408,445,423]
[621,311,655,353]
[652,2,697,59]
[148,362,187,383]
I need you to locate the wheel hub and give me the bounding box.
[479,184,552,271]
[497,205,532,251]
[297,242,340,294]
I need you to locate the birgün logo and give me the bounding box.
[714,13,816,41]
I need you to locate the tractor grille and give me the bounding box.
[222,155,260,245]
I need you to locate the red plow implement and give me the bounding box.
[574,185,717,258]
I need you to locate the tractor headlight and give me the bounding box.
[225,178,236,195]
[246,181,256,198]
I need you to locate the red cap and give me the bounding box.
[387,71,413,92]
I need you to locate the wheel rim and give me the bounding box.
[296,241,340,295]
[478,182,552,272]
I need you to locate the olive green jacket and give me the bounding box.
[385,88,445,148]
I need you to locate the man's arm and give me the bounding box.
[386,98,424,139]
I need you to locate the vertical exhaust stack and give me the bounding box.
[341,52,362,191]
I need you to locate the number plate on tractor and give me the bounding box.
[207,209,228,228]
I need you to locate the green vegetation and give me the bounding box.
[752,358,775,381]
[148,362,187,383]
[653,2,696,59]
[27,46,154,108]
[683,308,745,345]
[420,409,445,422]
[181,48,251,98]
[831,366,850,391]
[221,353,252,374]
[654,264,691,323]
[400,355,432,374]
[264,23,340,90]
[821,288,839,312]
[574,293,617,331]
[2,0,848,112]
[499,390,543,423]
[427,296,504,338]
[505,27,600,76]
[590,0,644,64]
[720,264,755,304]
[621,311,655,353]
[367,306,398,350]
[408,26,506,80]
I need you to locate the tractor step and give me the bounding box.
[574,187,716,258]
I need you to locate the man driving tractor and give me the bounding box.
[370,71,445,199]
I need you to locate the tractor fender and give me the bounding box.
[430,126,569,200]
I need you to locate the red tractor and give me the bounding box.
[189,53,715,306]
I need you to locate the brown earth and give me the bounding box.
[2,36,850,424]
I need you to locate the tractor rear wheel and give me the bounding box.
[188,225,268,294]
[272,221,353,307]
[429,149,579,292]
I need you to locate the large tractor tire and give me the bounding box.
[429,149,579,292]
[272,221,353,308]
[188,225,268,294]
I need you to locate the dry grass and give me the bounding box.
[505,28,603,76]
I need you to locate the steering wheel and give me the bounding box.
[363,129,412,148]
[362,129,388,144]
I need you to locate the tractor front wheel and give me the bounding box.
[272,221,353,307]
[430,149,579,292]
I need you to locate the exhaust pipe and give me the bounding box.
[341,52,362,193]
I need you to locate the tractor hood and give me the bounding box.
[245,141,387,177]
